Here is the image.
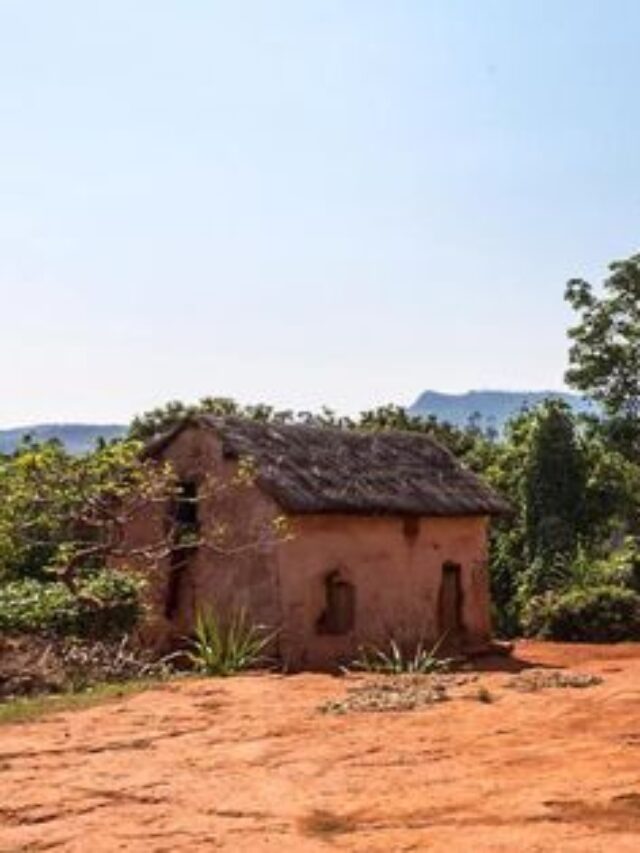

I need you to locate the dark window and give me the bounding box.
[174,481,199,527]
[165,482,199,620]
[317,571,355,635]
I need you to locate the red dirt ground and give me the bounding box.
[2,641,640,852]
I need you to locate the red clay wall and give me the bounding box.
[275,514,491,670]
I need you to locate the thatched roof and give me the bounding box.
[151,416,508,518]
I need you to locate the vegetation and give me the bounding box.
[0,429,286,697]
[351,638,452,675]
[565,255,640,423]
[0,437,176,588]
[185,607,276,676]
[0,572,141,638]
[521,586,640,643]
[0,679,159,726]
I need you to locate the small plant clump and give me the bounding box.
[186,607,275,676]
[349,637,452,676]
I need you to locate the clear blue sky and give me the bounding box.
[1,1,639,426]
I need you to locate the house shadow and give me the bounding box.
[464,645,561,674]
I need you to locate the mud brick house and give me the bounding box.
[133,417,507,669]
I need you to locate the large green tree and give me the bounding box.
[565,254,640,426]
[524,401,586,565]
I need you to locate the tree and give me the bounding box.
[0,439,176,592]
[524,402,586,566]
[581,419,640,543]
[565,254,640,426]
[129,397,242,441]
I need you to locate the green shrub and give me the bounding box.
[0,571,143,638]
[521,585,640,642]
[74,571,143,637]
[567,539,640,592]
[593,539,640,592]
[186,607,275,676]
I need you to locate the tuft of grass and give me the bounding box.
[349,636,452,675]
[0,679,159,726]
[186,607,276,676]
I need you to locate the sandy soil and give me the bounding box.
[2,641,640,852]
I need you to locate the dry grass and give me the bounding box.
[319,675,449,714]
[0,680,157,726]
[506,669,603,692]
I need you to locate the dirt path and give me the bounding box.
[2,642,640,851]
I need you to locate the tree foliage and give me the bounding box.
[524,401,586,565]
[0,439,175,591]
[565,255,640,457]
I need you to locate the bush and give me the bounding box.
[594,539,640,592]
[350,638,451,675]
[0,634,171,698]
[521,585,640,642]
[57,636,171,692]
[568,539,640,592]
[0,571,143,639]
[186,607,275,676]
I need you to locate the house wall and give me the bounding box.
[275,514,491,670]
[128,425,492,667]
[123,425,282,648]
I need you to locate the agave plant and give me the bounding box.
[186,606,276,676]
[351,635,451,675]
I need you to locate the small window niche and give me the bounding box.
[175,480,199,527]
[164,481,199,622]
[317,570,355,635]
[169,480,200,547]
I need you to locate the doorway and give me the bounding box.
[438,562,463,647]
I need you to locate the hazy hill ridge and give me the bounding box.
[409,390,595,431]
[0,424,127,455]
[1,391,596,453]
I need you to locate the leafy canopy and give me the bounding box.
[0,438,175,588]
[565,254,640,422]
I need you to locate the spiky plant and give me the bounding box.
[186,606,275,676]
[351,636,451,675]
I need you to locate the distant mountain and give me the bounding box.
[0,391,597,452]
[0,424,127,455]
[409,390,596,432]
